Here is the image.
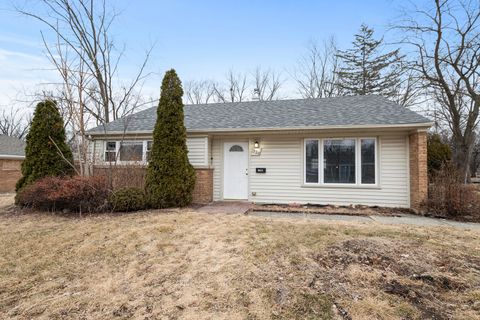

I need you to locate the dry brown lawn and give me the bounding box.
[1,208,479,320]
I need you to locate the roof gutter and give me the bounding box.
[0,154,25,160]
[86,122,434,137]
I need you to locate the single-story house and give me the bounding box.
[87,95,432,209]
[0,135,25,193]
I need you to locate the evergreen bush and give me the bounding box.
[16,100,74,191]
[109,187,146,212]
[145,69,196,208]
[427,133,452,174]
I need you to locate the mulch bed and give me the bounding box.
[250,203,413,217]
[251,203,480,223]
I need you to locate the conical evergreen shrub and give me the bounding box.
[145,69,196,208]
[16,100,74,191]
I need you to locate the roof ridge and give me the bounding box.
[183,94,384,108]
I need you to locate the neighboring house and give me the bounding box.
[87,95,432,209]
[0,135,25,193]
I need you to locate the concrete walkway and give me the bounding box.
[250,211,480,231]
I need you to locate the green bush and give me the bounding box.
[109,187,146,212]
[427,133,451,174]
[145,69,196,208]
[16,100,74,191]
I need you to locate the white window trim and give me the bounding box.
[104,140,148,165]
[145,140,153,163]
[303,137,379,188]
[104,140,119,163]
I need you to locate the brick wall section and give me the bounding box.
[192,168,213,204]
[92,166,213,204]
[0,159,23,193]
[409,131,428,209]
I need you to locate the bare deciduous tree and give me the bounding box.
[184,80,217,104]
[251,67,283,101]
[16,0,154,177]
[388,59,425,108]
[213,70,248,103]
[0,108,30,139]
[40,31,94,175]
[293,38,342,99]
[16,0,152,125]
[396,0,480,180]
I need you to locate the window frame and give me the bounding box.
[118,140,145,162]
[104,141,118,162]
[323,138,357,185]
[303,137,379,188]
[104,140,150,164]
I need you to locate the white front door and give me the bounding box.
[223,142,249,200]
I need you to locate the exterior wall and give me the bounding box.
[408,130,428,209]
[192,168,213,203]
[90,128,424,208]
[0,159,23,193]
[186,137,209,167]
[211,132,411,207]
[90,136,208,167]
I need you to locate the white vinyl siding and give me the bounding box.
[211,132,409,207]
[186,137,209,167]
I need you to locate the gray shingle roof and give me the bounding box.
[87,95,431,134]
[0,135,26,157]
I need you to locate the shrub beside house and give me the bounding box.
[16,100,74,192]
[145,69,196,208]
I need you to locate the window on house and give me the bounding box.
[119,141,143,162]
[304,137,376,186]
[324,139,356,184]
[305,139,319,183]
[361,139,376,184]
[146,141,153,161]
[104,141,117,162]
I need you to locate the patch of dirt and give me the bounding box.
[310,238,480,319]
